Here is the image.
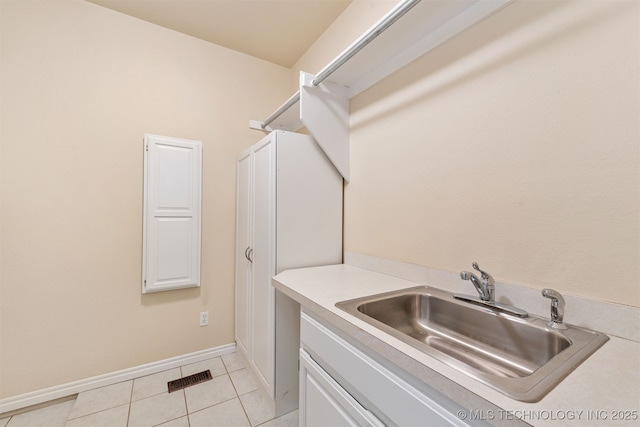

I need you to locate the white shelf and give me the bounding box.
[255,0,511,132]
[251,0,513,181]
[260,91,302,132]
[326,0,512,99]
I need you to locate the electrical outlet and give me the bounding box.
[199,311,209,327]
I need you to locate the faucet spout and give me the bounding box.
[460,271,489,301]
[460,269,493,301]
[456,263,527,317]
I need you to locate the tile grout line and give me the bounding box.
[220,354,256,425]
[224,354,274,426]
[126,379,134,427]
[178,358,240,423]
[65,403,131,425]
[182,358,226,425]
[226,371,254,426]
[181,381,190,426]
[177,365,189,426]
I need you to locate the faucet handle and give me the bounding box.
[542,288,567,330]
[472,262,492,280]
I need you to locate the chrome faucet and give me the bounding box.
[460,262,495,302]
[542,288,567,329]
[455,262,528,317]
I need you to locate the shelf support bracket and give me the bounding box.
[249,120,271,132]
[299,72,350,182]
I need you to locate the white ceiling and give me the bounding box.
[87,0,353,68]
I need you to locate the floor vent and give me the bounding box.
[167,370,212,393]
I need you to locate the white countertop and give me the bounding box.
[273,264,640,427]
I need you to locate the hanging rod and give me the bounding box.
[311,0,422,87]
[261,0,422,129]
[261,91,301,130]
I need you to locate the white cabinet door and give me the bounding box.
[300,350,384,427]
[301,311,478,427]
[250,135,276,390]
[234,130,343,415]
[143,134,201,293]
[235,149,252,356]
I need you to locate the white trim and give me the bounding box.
[0,343,236,415]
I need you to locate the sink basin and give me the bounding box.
[336,286,609,402]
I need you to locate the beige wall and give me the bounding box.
[344,0,639,306]
[294,0,639,307]
[0,0,289,398]
[294,0,639,308]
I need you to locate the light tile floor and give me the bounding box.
[0,352,298,427]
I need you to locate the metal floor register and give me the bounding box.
[167,370,213,393]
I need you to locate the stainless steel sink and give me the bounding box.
[336,286,609,402]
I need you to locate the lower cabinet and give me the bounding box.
[300,350,384,427]
[300,311,487,427]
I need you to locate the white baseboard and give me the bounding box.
[0,343,236,415]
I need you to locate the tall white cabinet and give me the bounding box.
[235,130,343,415]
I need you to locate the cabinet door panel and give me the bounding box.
[235,150,252,356]
[251,137,276,390]
[235,130,343,411]
[300,350,383,427]
[143,134,201,293]
[301,312,475,426]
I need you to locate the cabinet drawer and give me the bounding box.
[300,349,384,427]
[301,311,474,426]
